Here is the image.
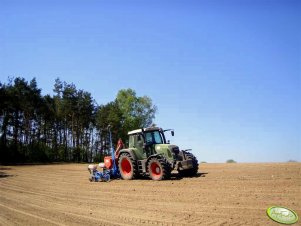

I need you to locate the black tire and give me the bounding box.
[118,153,138,180]
[178,152,198,177]
[148,157,172,180]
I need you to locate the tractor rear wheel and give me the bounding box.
[178,152,198,177]
[148,157,171,180]
[118,153,137,180]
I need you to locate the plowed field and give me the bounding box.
[1,163,300,225]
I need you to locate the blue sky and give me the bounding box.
[1,0,300,162]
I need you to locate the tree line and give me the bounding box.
[0,77,157,163]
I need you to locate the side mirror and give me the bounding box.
[137,135,141,141]
[171,131,174,136]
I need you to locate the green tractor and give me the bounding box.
[116,127,198,180]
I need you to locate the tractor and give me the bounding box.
[116,127,199,180]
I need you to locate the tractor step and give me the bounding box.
[138,160,147,174]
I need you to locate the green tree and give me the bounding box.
[116,88,157,138]
[0,77,158,163]
[0,77,46,162]
[226,159,237,163]
[95,101,123,150]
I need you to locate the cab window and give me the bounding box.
[145,131,163,144]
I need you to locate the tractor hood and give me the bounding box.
[154,144,179,160]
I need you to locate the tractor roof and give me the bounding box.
[128,129,143,135]
[128,127,162,135]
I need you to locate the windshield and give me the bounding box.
[145,131,164,144]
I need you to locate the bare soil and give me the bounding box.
[1,163,300,226]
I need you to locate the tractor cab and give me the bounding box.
[128,127,174,144]
[128,127,174,158]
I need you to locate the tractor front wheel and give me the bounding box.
[178,152,198,177]
[148,157,171,181]
[118,153,137,180]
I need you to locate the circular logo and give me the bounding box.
[267,206,299,224]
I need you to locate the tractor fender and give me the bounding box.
[117,148,137,160]
[178,150,189,160]
[146,154,164,164]
[146,153,175,170]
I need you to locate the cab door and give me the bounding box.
[132,134,147,159]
